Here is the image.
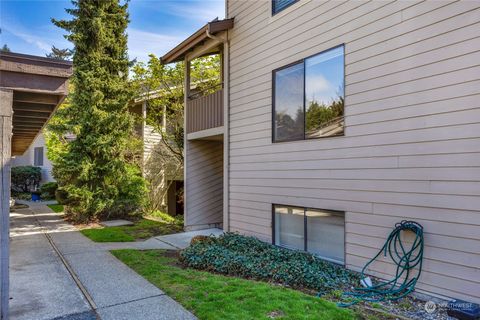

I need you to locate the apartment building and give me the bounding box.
[11,132,55,184]
[162,0,480,304]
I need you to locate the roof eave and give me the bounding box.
[161,18,234,64]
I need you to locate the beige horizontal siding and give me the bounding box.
[143,125,162,163]
[227,0,480,303]
[185,140,223,228]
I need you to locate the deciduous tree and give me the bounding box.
[130,54,220,212]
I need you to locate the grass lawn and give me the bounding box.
[81,218,183,242]
[111,249,357,320]
[47,204,64,213]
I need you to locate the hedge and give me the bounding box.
[11,166,41,192]
[180,233,359,293]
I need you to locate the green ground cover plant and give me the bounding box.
[47,204,64,213]
[112,249,356,320]
[147,210,183,224]
[81,218,183,242]
[180,233,360,294]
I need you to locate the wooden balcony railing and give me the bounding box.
[186,89,224,134]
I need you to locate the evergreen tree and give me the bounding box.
[51,0,147,222]
[0,44,10,53]
[46,45,72,60]
[0,29,10,52]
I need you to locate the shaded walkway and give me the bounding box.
[9,203,196,320]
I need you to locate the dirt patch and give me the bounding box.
[266,310,285,318]
[162,250,179,259]
[161,250,184,267]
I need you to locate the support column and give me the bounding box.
[141,100,147,173]
[0,88,13,320]
[222,37,230,232]
[183,57,190,227]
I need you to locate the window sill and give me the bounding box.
[274,244,345,266]
[272,133,345,144]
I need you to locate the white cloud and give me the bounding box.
[305,74,332,95]
[3,26,54,52]
[138,0,224,23]
[127,28,185,62]
[163,1,225,22]
[1,15,71,55]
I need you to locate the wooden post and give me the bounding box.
[141,100,147,174]
[0,88,13,320]
[183,57,190,227]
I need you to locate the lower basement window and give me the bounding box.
[273,204,345,264]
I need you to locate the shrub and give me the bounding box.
[57,164,148,223]
[149,210,176,223]
[190,235,211,246]
[11,166,41,192]
[11,192,31,200]
[55,188,71,205]
[40,182,58,200]
[180,233,359,293]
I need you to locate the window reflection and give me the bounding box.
[274,63,304,142]
[273,45,344,142]
[305,46,344,139]
[306,209,345,264]
[274,206,305,251]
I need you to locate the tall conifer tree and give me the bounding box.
[52,0,146,221]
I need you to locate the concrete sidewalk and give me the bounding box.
[9,203,196,320]
[95,228,224,252]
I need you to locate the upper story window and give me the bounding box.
[273,45,345,142]
[272,0,299,15]
[34,147,44,166]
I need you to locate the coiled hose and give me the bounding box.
[338,220,424,307]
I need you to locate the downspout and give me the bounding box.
[206,29,225,43]
[206,28,229,232]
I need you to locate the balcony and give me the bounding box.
[186,89,224,135]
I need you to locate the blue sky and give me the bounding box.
[0,0,225,62]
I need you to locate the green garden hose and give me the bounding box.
[338,220,424,307]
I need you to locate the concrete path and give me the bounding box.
[94,228,224,251]
[9,203,196,320]
[152,228,224,249]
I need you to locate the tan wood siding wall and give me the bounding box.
[143,125,163,167]
[187,90,224,133]
[227,0,480,303]
[185,139,223,229]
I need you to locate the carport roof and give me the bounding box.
[0,51,72,155]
